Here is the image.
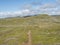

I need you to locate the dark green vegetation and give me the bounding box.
[0,14,60,45]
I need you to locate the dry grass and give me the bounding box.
[0,14,60,45]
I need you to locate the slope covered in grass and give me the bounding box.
[0,14,60,45]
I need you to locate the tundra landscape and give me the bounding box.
[0,14,60,45]
[0,0,60,45]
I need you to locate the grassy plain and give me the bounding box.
[0,14,60,45]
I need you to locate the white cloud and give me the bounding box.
[0,2,60,18]
[56,0,60,3]
[0,9,33,18]
[34,3,60,15]
[21,4,32,9]
[0,7,60,18]
[40,3,57,9]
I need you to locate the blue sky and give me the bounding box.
[0,0,60,18]
[0,0,56,11]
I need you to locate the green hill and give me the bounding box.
[0,14,60,45]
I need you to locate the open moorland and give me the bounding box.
[0,14,60,45]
